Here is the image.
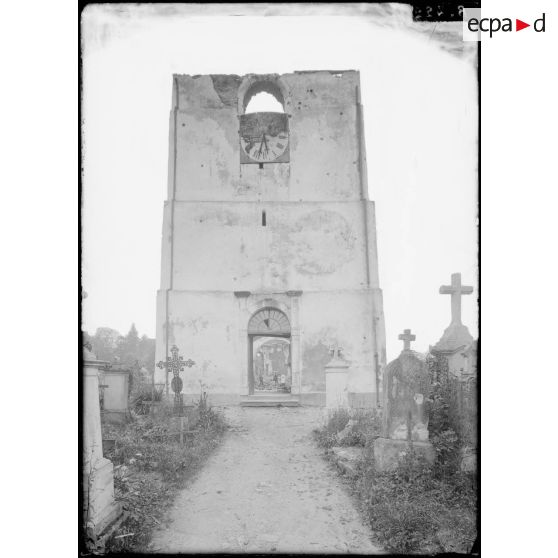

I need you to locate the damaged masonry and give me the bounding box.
[154,71,387,407]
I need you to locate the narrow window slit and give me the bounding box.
[259,163,264,169]
[262,211,266,227]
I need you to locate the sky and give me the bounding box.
[81,3,478,359]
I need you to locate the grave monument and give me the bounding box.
[373,329,435,471]
[83,346,122,545]
[431,272,477,472]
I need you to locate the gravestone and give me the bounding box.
[157,345,196,443]
[373,329,435,471]
[430,272,477,472]
[83,347,122,545]
[325,346,349,411]
[99,363,130,423]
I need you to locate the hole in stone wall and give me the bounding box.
[262,211,266,227]
[245,91,284,114]
[259,163,264,169]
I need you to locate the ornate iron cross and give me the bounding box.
[157,345,195,380]
[157,345,195,415]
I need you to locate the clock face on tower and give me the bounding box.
[239,112,289,164]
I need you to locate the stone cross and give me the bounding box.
[439,272,473,325]
[398,329,416,351]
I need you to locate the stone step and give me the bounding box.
[242,393,293,400]
[240,397,300,407]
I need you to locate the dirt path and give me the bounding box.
[150,406,382,554]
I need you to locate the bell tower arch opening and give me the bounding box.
[242,81,285,114]
[247,308,291,395]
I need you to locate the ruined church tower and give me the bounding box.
[155,71,386,406]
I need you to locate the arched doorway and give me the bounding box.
[247,308,291,395]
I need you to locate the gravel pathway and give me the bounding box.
[150,406,382,554]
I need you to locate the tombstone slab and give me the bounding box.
[100,365,130,423]
[373,330,435,471]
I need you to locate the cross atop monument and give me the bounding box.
[439,272,473,325]
[398,329,416,351]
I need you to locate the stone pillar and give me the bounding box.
[235,291,251,396]
[83,348,122,541]
[325,347,350,410]
[287,290,302,395]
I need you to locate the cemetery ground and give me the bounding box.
[100,394,227,553]
[149,406,381,554]
[314,409,478,554]
[100,402,385,554]
[98,400,476,554]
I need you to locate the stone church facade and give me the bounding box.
[155,70,386,406]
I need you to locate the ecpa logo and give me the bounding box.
[463,9,546,41]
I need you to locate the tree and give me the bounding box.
[116,323,140,367]
[138,334,156,374]
[90,327,121,361]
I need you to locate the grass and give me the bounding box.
[98,398,227,554]
[314,409,478,554]
[313,407,381,449]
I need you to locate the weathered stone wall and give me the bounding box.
[169,71,361,204]
[156,70,386,405]
[155,289,382,403]
[165,201,373,291]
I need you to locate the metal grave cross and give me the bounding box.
[157,345,195,414]
[398,329,416,351]
[439,272,473,325]
[157,344,195,380]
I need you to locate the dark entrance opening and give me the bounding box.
[247,308,291,395]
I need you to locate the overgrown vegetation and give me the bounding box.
[129,384,164,415]
[314,408,381,449]
[100,392,227,554]
[355,446,476,553]
[313,358,478,555]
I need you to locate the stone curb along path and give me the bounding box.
[150,407,382,554]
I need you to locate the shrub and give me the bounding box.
[102,398,227,553]
[342,409,382,447]
[313,408,351,448]
[130,384,164,414]
[354,447,477,554]
[313,407,381,448]
[427,353,463,479]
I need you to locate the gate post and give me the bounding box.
[325,347,350,410]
